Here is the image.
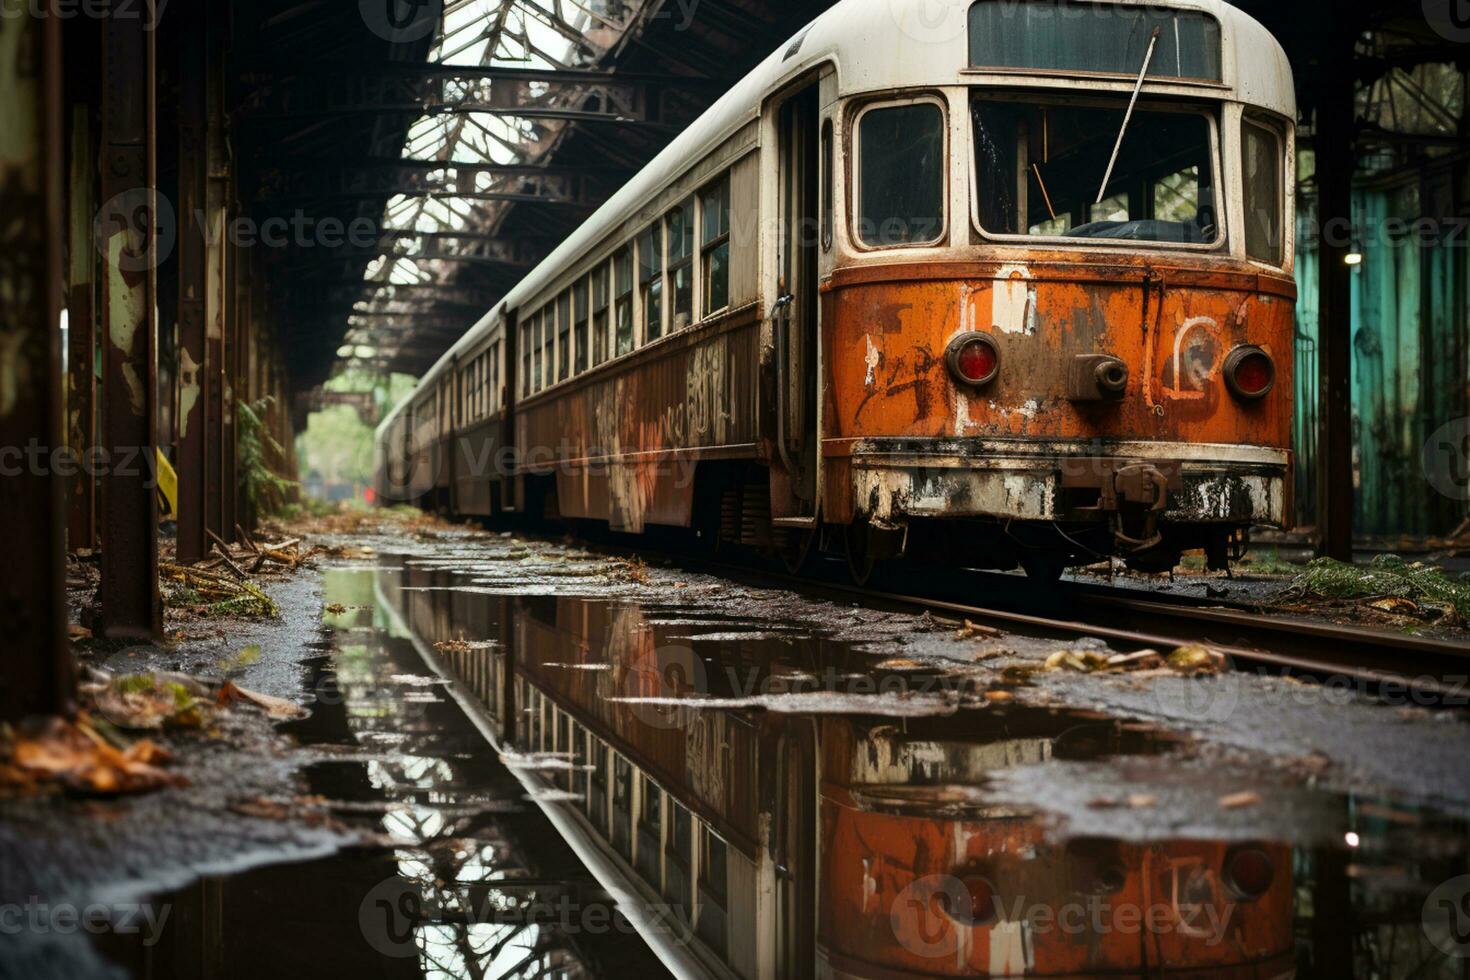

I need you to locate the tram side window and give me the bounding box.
[857,101,945,246]
[696,827,728,955]
[667,198,694,331]
[701,175,730,314]
[570,723,588,800]
[612,754,634,860]
[521,319,533,397]
[972,97,1217,245]
[591,264,609,365]
[664,800,692,911]
[574,278,589,375]
[639,223,664,341]
[489,341,500,412]
[615,247,634,355]
[820,121,833,251]
[540,305,554,391]
[636,780,663,886]
[557,291,571,383]
[1242,119,1284,265]
[588,739,608,831]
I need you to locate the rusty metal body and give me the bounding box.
[98,4,161,638]
[376,0,1297,576]
[816,718,1295,979]
[823,254,1295,567]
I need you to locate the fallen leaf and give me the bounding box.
[1044,649,1110,672]
[3,715,185,796]
[1218,790,1262,809]
[1167,645,1226,675]
[956,619,1002,640]
[1367,596,1419,615]
[1127,793,1157,808]
[1107,649,1164,671]
[217,682,308,720]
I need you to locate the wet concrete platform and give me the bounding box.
[6,525,1470,978]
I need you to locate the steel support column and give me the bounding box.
[1315,43,1356,562]
[66,102,98,554]
[206,45,230,543]
[0,10,72,717]
[175,2,209,562]
[99,0,161,638]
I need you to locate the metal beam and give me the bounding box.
[252,166,613,207]
[99,0,161,639]
[0,10,71,719]
[1315,38,1356,561]
[66,100,98,554]
[175,1,209,563]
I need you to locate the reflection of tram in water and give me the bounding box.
[392,565,1295,979]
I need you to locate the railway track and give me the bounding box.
[659,547,1470,704]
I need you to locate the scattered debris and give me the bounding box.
[434,636,495,654]
[955,619,1002,640]
[1165,644,1227,675]
[608,557,652,584]
[1218,790,1263,809]
[1106,649,1164,671]
[216,681,310,721]
[93,672,211,730]
[1043,649,1110,672]
[0,715,186,796]
[1088,792,1157,810]
[324,603,348,615]
[161,562,279,619]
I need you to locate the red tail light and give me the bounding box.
[1224,346,1275,400]
[1224,845,1274,900]
[941,875,999,926]
[946,332,1000,387]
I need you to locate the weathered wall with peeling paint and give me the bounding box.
[1294,181,1470,539]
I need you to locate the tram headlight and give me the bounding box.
[1223,844,1274,901]
[1223,345,1275,400]
[946,332,1000,388]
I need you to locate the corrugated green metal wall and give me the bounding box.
[1293,181,1469,539]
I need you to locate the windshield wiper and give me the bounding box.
[1096,26,1161,204]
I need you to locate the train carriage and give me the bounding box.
[375,0,1296,580]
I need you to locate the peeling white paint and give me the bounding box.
[990,264,1031,334]
[106,232,148,414]
[863,333,880,388]
[178,346,201,440]
[987,920,1033,976]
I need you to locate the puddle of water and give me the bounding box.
[378,552,1470,980]
[96,552,1470,979]
[92,564,674,980]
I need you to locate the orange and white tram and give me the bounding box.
[375,0,1295,580]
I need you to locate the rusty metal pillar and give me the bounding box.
[0,10,72,718]
[98,0,161,638]
[219,216,238,540]
[1314,41,1355,562]
[66,100,98,554]
[175,1,209,563]
[204,43,229,544]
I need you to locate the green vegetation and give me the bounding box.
[1289,554,1470,618]
[295,370,417,503]
[238,396,298,517]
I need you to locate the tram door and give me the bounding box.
[773,83,821,522]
